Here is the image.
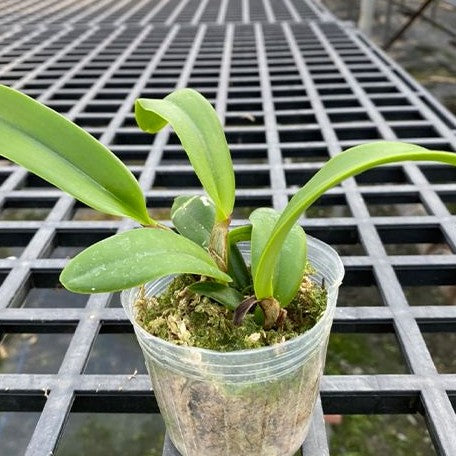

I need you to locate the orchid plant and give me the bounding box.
[1,85,455,329]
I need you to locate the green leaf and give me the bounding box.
[171,195,215,248]
[60,228,231,293]
[254,141,456,299]
[0,85,151,226]
[228,225,252,244]
[188,282,243,310]
[227,244,251,292]
[250,208,306,306]
[254,306,265,326]
[227,225,252,292]
[135,89,235,221]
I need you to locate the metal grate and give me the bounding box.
[0,3,455,456]
[0,0,332,26]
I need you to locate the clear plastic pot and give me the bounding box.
[121,236,344,456]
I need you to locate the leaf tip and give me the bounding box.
[59,267,79,293]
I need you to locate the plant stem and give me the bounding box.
[208,218,230,272]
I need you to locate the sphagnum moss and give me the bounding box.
[135,265,327,351]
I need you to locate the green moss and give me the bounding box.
[135,266,327,351]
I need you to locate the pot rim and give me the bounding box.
[121,234,344,357]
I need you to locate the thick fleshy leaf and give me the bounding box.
[255,141,456,299]
[135,89,235,221]
[171,195,215,248]
[0,85,151,225]
[188,282,243,310]
[250,208,306,306]
[60,228,231,293]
